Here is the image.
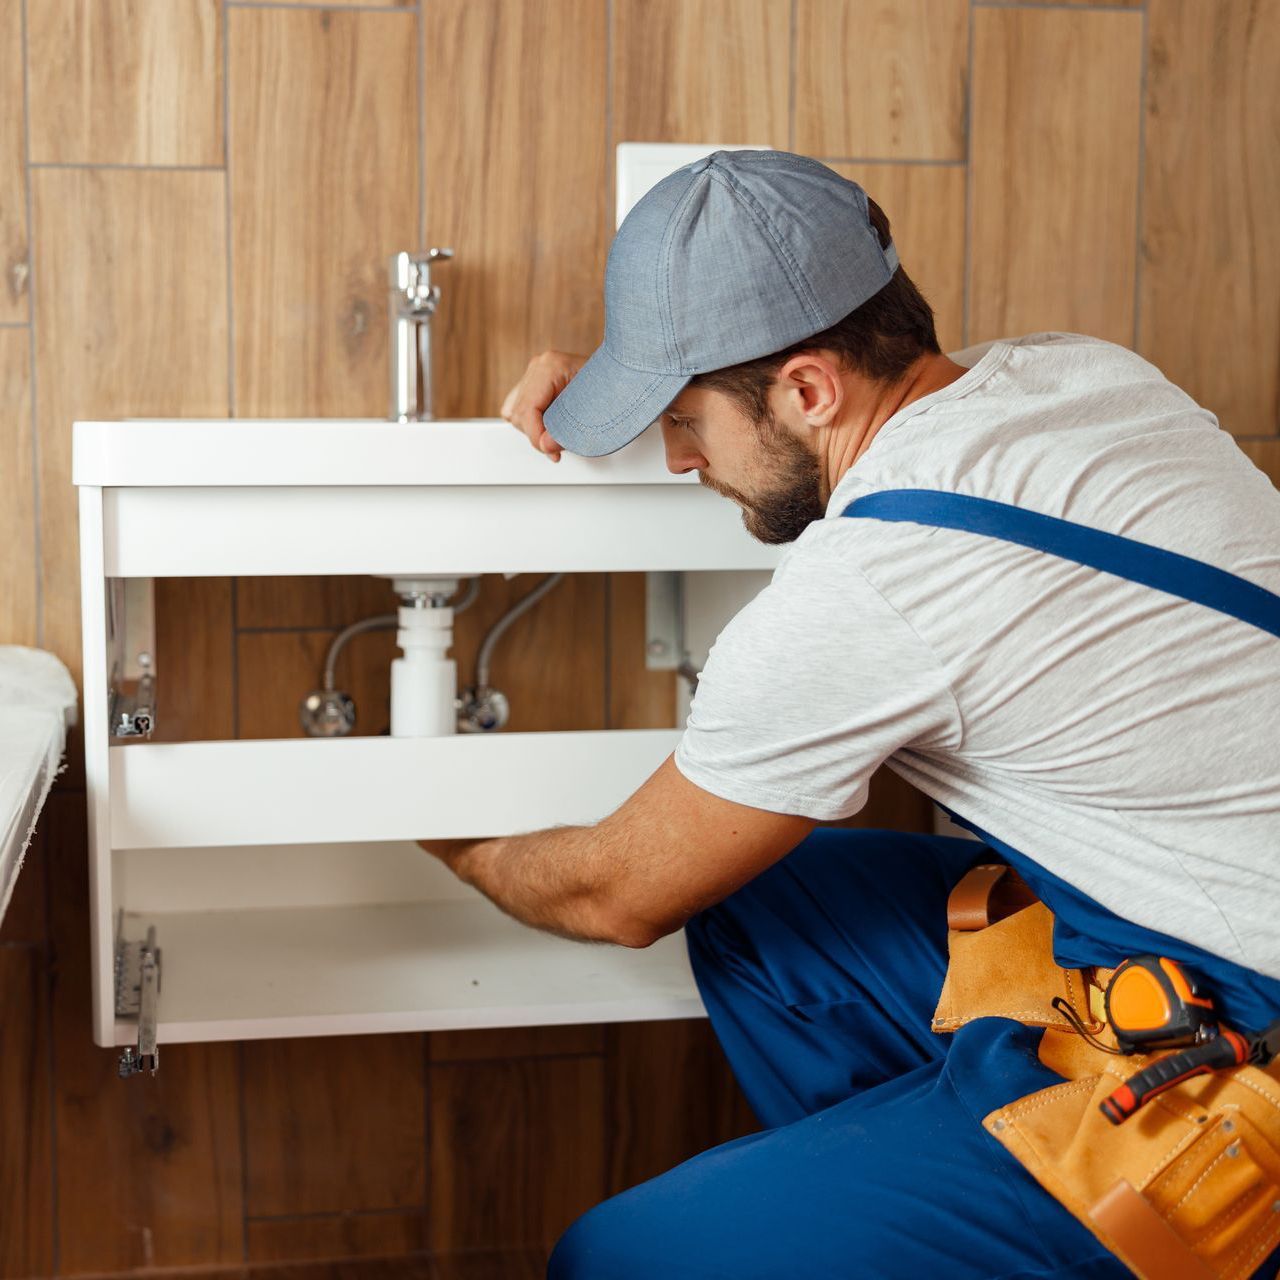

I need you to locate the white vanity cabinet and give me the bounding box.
[74,418,777,1065]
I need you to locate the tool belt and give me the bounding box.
[937,863,1280,1280]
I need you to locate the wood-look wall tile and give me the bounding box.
[429,1024,605,1063]
[613,0,790,147]
[152,578,236,743]
[46,790,245,1271]
[1138,0,1280,436]
[230,7,417,417]
[245,1211,426,1264]
[795,0,967,160]
[429,1055,606,1252]
[0,946,53,1279]
[607,1019,755,1195]
[991,0,1139,6]
[424,0,608,419]
[450,575,608,734]
[607,574,677,731]
[238,0,412,6]
[1239,439,1280,488]
[829,163,966,351]
[28,0,222,166]
[31,168,228,681]
[237,576,396,631]
[0,329,35,645]
[236,628,397,739]
[0,0,26,321]
[242,1034,426,1218]
[968,7,1142,347]
[432,1251,547,1280]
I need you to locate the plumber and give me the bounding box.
[418,150,1280,1280]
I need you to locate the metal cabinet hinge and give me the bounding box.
[114,913,161,1078]
[110,664,155,738]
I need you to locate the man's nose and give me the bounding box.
[660,422,706,475]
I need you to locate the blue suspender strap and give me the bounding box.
[840,489,1280,639]
[839,487,1280,1032]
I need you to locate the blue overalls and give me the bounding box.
[549,491,1280,1280]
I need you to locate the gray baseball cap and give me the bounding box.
[543,149,899,457]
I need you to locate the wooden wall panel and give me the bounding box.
[237,629,398,739]
[241,1035,426,1219]
[613,0,790,148]
[424,0,609,418]
[428,1055,606,1252]
[0,0,26,322]
[31,168,228,679]
[46,791,245,1272]
[607,1020,755,1195]
[0,329,35,645]
[968,7,1142,346]
[430,1024,605,1063]
[246,1212,426,1265]
[237,576,395,631]
[237,0,412,6]
[1239,439,1280,489]
[795,0,968,160]
[830,163,966,351]
[607,573,677,731]
[1138,0,1280,436]
[27,0,222,166]
[0,945,53,1279]
[230,7,417,417]
[153,578,236,743]
[451,575,608,733]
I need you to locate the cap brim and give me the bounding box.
[543,344,691,458]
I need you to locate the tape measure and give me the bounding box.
[1095,956,1280,1125]
[1103,955,1217,1054]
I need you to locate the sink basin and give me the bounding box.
[72,417,779,578]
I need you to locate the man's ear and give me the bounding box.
[774,352,843,427]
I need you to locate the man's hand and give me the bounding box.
[417,755,816,947]
[500,350,587,462]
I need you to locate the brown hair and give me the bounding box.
[690,198,941,420]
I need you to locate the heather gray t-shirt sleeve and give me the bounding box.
[672,541,964,820]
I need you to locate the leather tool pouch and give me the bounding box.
[935,865,1280,1280]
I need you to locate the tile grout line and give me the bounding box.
[788,0,797,151]
[1130,0,1149,353]
[603,0,614,731]
[961,1,976,348]
[422,1029,432,1255]
[20,0,42,657]
[226,0,242,748]
[418,0,426,249]
[224,0,235,419]
[238,1042,251,1262]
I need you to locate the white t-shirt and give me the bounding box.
[673,332,1280,979]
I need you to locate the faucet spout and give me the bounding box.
[388,248,453,422]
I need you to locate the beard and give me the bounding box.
[697,408,825,544]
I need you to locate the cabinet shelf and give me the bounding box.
[110,729,681,849]
[113,897,702,1045]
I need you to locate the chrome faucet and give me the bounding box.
[388,248,453,422]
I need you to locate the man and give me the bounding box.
[419,151,1280,1277]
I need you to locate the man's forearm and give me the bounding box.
[426,822,658,946]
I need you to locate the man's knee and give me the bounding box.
[548,1191,663,1280]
